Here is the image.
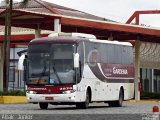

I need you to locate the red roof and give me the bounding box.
[0,0,159,43]
[0,0,112,22]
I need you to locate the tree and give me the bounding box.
[3,0,28,91]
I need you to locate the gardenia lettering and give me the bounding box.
[113,67,128,75]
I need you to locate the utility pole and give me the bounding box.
[3,0,12,91]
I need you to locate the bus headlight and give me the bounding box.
[27,91,37,94]
[62,90,75,94]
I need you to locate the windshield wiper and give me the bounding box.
[36,61,48,84]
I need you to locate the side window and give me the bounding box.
[127,47,133,64]
[98,44,114,64]
[85,42,91,63]
[121,46,133,64]
[98,43,106,63]
[85,42,96,64]
[107,44,115,64]
[114,45,122,64]
[94,43,101,63]
[84,42,133,65]
[121,46,128,64]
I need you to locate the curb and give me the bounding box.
[0,96,27,104]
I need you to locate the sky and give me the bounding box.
[44,0,160,28]
[1,0,160,28]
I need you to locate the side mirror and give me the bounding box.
[18,54,27,70]
[74,53,79,68]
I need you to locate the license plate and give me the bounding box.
[45,97,54,100]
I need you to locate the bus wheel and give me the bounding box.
[117,89,124,107]
[108,89,124,107]
[39,102,48,109]
[76,91,90,109]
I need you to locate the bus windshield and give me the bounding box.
[28,43,75,85]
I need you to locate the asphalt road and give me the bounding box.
[0,102,160,120]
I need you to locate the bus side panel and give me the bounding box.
[123,83,134,100]
[81,40,134,102]
[80,64,120,101]
[79,64,135,102]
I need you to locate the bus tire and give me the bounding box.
[39,102,48,109]
[76,90,90,109]
[108,89,124,107]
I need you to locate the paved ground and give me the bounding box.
[0,102,160,120]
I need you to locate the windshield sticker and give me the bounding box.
[50,79,55,84]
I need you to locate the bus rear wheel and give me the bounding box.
[39,102,48,109]
[108,89,124,107]
[76,91,90,109]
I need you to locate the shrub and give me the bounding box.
[0,90,26,96]
[140,92,160,99]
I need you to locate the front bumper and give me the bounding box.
[26,93,76,103]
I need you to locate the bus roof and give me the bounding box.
[47,32,132,46]
[90,39,132,46]
[30,37,132,47]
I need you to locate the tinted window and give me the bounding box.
[85,41,133,65]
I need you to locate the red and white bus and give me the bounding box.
[18,33,134,109]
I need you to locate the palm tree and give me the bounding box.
[3,0,28,92]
